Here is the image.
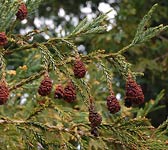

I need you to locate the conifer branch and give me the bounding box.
[111,54,133,79]
[0,1,19,31]
[0,49,6,78]
[69,11,109,37]
[0,2,168,149]
[9,70,46,91]
[38,44,57,70]
[26,0,43,13]
[99,60,113,92]
[137,90,165,118]
[135,4,158,37]
[116,4,168,54]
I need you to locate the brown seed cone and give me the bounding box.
[125,77,144,106]
[16,3,28,20]
[106,93,121,114]
[38,74,53,96]
[89,106,102,128]
[73,58,86,78]
[63,81,76,102]
[0,81,9,105]
[54,84,64,99]
[0,32,8,46]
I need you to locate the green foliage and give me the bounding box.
[137,90,166,118]
[155,119,168,137]
[26,0,43,13]
[0,1,168,150]
[0,0,43,31]
[70,11,108,37]
[116,4,168,53]
[0,0,19,31]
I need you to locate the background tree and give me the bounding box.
[0,0,168,149]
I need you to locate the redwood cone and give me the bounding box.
[16,3,28,20]
[63,81,76,102]
[0,32,8,46]
[0,81,9,105]
[89,106,102,128]
[73,58,86,78]
[54,84,64,99]
[125,77,144,106]
[106,92,121,114]
[38,74,52,96]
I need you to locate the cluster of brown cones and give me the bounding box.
[54,81,76,103]
[38,58,86,102]
[88,76,144,137]
[38,74,77,103]
[0,58,86,105]
[0,52,144,139]
[106,76,144,114]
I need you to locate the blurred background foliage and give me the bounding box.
[12,0,168,127]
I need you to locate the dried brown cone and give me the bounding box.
[125,77,144,106]
[107,92,121,114]
[16,3,28,20]
[63,81,76,102]
[89,105,102,128]
[38,74,53,96]
[73,58,86,78]
[54,84,64,99]
[0,32,8,46]
[0,80,9,105]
